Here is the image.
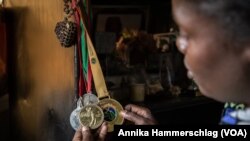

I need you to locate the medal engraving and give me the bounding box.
[79,104,104,129]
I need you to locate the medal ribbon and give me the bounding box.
[76,6,109,99]
[80,0,92,93]
[86,31,109,98]
[83,0,92,33]
[80,20,92,93]
[73,0,92,94]
[80,20,88,80]
[72,0,87,97]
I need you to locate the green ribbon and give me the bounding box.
[80,20,88,78]
[80,0,92,79]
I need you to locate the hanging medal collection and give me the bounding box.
[55,0,124,132]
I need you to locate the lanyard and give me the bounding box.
[72,0,92,95]
[72,0,86,97]
[86,30,109,98]
[76,6,109,99]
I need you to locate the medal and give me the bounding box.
[75,5,124,132]
[82,93,99,106]
[70,107,81,131]
[69,0,104,131]
[80,93,104,129]
[98,98,124,132]
[79,104,104,129]
[85,29,125,131]
[70,97,84,131]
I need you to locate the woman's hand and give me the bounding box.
[120,104,157,125]
[72,122,108,141]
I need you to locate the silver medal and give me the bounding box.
[70,97,84,130]
[70,107,81,131]
[82,93,99,106]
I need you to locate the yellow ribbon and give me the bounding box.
[84,28,109,99]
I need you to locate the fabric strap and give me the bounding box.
[76,6,109,98]
[85,30,109,98]
[73,0,106,98]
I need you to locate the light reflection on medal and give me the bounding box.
[98,98,124,132]
[70,98,84,131]
[70,107,81,131]
[79,104,104,129]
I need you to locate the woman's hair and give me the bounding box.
[178,0,250,46]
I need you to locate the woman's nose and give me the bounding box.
[176,36,188,54]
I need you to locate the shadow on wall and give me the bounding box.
[4,1,76,140]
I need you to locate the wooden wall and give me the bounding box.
[5,0,76,140]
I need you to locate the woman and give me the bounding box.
[121,0,250,126]
[73,0,250,140]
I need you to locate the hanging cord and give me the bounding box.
[72,0,93,94]
[72,0,87,97]
[74,44,79,99]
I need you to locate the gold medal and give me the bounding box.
[78,12,124,132]
[98,98,124,132]
[78,104,104,129]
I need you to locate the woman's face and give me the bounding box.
[172,0,250,103]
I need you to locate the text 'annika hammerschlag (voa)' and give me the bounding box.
[117,128,219,138]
